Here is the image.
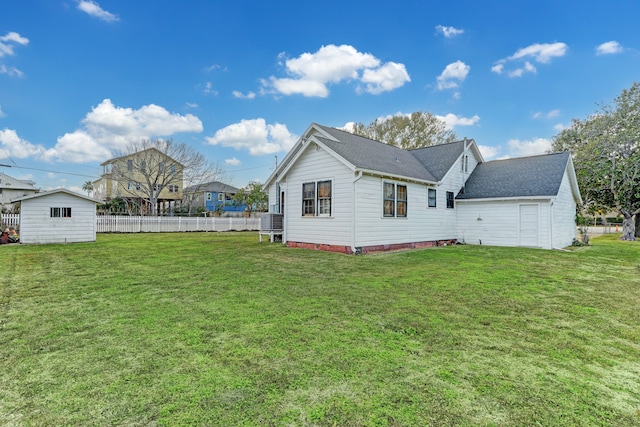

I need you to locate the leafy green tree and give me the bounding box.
[552,82,640,240]
[349,111,458,148]
[232,182,268,216]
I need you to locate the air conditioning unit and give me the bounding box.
[261,213,283,231]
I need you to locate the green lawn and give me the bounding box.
[0,232,639,426]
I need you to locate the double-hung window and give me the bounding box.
[383,182,407,218]
[302,180,332,216]
[428,188,437,208]
[446,191,455,209]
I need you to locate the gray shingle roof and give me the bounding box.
[184,181,239,194]
[410,140,466,181]
[456,152,570,200]
[313,125,469,183]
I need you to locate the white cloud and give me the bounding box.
[491,63,504,74]
[478,145,500,160]
[435,113,480,129]
[0,128,45,159]
[185,102,199,109]
[596,41,623,55]
[553,123,567,132]
[225,157,241,166]
[203,82,218,96]
[340,122,356,132]
[0,32,29,57]
[0,105,5,118]
[262,44,409,97]
[0,65,24,78]
[232,90,257,99]
[436,60,470,90]
[205,118,298,156]
[507,137,552,157]
[360,62,410,94]
[508,42,568,63]
[533,109,560,119]
[43,99,203,163]
[45,130,112,163]
[507,61,536,77]
[435,25,464,38]
[493,42,567,77]
[76,1,119,22]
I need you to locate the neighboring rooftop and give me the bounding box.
[184,181,239,194]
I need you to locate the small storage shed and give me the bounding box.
[13,189,99,244]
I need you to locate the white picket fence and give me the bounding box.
[1,214,260,234]
[2,214,19,230]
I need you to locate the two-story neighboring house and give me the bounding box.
[183,181,247,216]
[0,172,39,212]
[264,123,581,253]
[94,148,184,215]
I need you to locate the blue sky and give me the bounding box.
[1,1,639,193]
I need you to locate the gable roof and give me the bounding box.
[313,125,439,183]
[12,188,99,204]
[100,147,183,167]
[410,140,467,181]
[184,181,239,194]
[0,172,38,191]
[456,152,575,200]
[266,123,478,187]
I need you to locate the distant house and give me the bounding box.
[183,181,246,216]
[0,172,39,212]
[12,189,99,244]
[93,148,183,215]
[264,123,582,253]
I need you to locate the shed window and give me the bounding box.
[428,188,437,208]
[384,182,407,218]
[446,191,455,209]
[51,207,72,218]
[302,180,332,216]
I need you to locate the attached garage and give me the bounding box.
[456,152,582,250]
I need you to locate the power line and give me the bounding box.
[1,164,100,179]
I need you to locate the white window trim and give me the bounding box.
[301,179,333,218]
[428,188,437,208]
[383,181,408,218]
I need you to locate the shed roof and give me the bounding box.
[456,152,571,200]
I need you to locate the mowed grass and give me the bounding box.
[0,232,639,426]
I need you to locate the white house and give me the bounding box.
[263,123,582,253]
[13,189,99,244]
[0,171,39,212]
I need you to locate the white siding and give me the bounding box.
[552,170,578,248]
[281,144,354,247]
[19,193,97,244]
[457,199,552,248]
[266,182,278,213]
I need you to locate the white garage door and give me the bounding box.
[519,203,539,247]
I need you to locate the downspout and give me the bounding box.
[352,170,363,254]
[549,199,555,249]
